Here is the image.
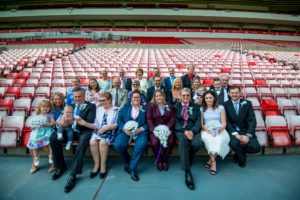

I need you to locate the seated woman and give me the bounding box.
[78,92,119,179]
[146,90,175,171]
[171,78,182,105]
[127,79,147,105]
[200,91,230,175]
[51,92,65,121]
[85,77,103,107]
[97,69,112,92]
[114,90,148,182]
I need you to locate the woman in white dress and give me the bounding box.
[201,91,230,175]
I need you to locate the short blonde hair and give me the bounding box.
[100,91,112,104]
[172,78,183,91]
[135,68,144,75]
[63,106,73,112]
[36,100,53,115]
[150,90,167,105]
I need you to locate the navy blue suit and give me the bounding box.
[146,86,172,103]
[164,76,176,90]
[114,103,148,172]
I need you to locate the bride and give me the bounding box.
[200,91,230,175]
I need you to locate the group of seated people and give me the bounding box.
[26,65,261,193]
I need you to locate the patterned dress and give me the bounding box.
[27,113,55,149]
[90,114,114,144]
[86,90,102,105]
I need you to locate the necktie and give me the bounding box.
[115,89,119,107]
[171,77,175,86]
[181,105,189,128]
[76,105,80,116]
[234,102,239,115]
[121,78,126,89]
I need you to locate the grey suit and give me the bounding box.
[223,99,261,163]
[148,77,166,88]
[109,88,128,108]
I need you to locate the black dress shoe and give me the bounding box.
[130,171,139,181]
[100,172,107,179]
[52,167,66,180]
[239,161,246,168]
[64,174,76,193]
[124,163,129,174]
[90,168,100,179]
[233,153,239,163]
[185,171,195,190]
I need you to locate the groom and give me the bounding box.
[50,87,96,193]
[223,86,261,167]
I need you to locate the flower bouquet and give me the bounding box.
[27,115,48,128]
[205,120,221,137]
[153,125,171,148]
[124,120,139,144]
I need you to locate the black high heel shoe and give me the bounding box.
[100,172,107,179]
[90,168,100,178]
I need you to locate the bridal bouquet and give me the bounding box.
[27,115,48,128]
[124,120,139,144]
[206,120,221,137]
[153,125,171,148]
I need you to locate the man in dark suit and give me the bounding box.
[210,79,225,106]
[164,67,176,90]
[223,86,261,168]
[174,88,202,190]
[50,87,96,193]
[148,67,165,88]
[119,68,132,91]
[181,65,199,89]
[211,74,231,102]
[146,75,172,103]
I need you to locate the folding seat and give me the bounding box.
[254,110,268,147]
[266,80,280,88]
[260,99,280,116]
[25,78,39,87]
[254,79,267,88]
[51,79,65,87]
[286,88,300,98]
[19,87,35,98]
[64,72,76,79]
[50,87,66,97]
[30,97,47,114]
[19,72,30,79]
[271,87,286,99]
[0,87,7,99]
[230,79,242,87]
[29,72,41,79]
[4,87,20,99]
[286,115,300,146]
[11,99,31,116]
[258,87,273,99]
[12,78,26,87]
[265,116,292,147]
[246,97,261,110]
[242,79,255,87]
[201,79,214,87]
[0,116,25,147]
[0,99,13,118]
[0,78,14,87]
[279,80,292,88]
[6,73,19,79]
[35,87,50,98]
[277,98,297,116]
[293,80,300,88]
[41,72,52,79]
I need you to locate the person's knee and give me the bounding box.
[90,140,98,146]
[99,140,108,147]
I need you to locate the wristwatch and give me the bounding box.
[246,133,253,139]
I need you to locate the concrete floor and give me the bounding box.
[0,154,300,200]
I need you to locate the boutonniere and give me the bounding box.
[240,101,247,108]
[188,107,193,115]
[113,107,119,112]
[139,105,145,112]
[82,103,88,110]
[163,104,170,112]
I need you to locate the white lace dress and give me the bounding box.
[200,105,230,159]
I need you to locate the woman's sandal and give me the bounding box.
[30,165,38,174]
[34,157,39,167]
[209,161,217,175]
[205,162,211,169]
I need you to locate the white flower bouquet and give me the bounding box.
[124,120,139,143]
[27,115,48,128]
[153,125,171,148]
[205,120,222,137]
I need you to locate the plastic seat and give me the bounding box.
[286,88,300,98]
[30,97,47,114]
[52,79,65,87]
[265,116,292,147]
[0,87,7,98]
[0,116,25,147]
[286,115,300,146]
[201,79,213,87]
[50,87,66,97]
[29,72,41,79]
[35,87,50,98]
[4,87,20,98]
[0,99,13,117]
[260,99,279,115]
[243,87,258,98]
[6,73,19,79]
[271,87,286,99]
[38,78,52,87]
[13,79,26,87]
[19,87,35,98]
[12,99,31,116]
[25,79,39,87]
[0,79,14,87]
[277,98,297,116]
[258,87,273,99]
[242,80,255,87]
[254,110,268,147]
[246,97,261,110]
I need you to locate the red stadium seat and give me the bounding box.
[201,79,213,87]
[13,79,26,87]
[266,116,292,147]
[4,87,20,98]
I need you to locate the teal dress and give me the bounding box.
[27,113,55,149]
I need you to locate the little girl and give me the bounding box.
[56,106,74,150]
[27,100,55,174]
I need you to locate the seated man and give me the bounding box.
[146,75,171,103]
[223,86,261,168]
[148,67,165,88]
[50,87,96,193]
[109,77,128,108]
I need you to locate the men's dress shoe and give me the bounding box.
[124,163,129,173]
[233,153,239,163]
[52,167,66,180]
[239,161,246,168]
[90,168,100,179]
[100,172,107,179]
[162,162,168,171]
[185,171,195,190]
[157,162,163,171]
[64,174,76,193]
[130,171,139,181]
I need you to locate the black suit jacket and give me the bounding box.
[72,101,96,133]
[146,86,172,103]
[210,85,231,100]
[174,102,201,134]
[125,78,132,91]
[181,74,199,89]
[210,88,225,106]
[223,99,256,138]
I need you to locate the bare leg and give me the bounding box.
[90,140,100,172]
[209,153,217,175]
[99,140,109,173]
